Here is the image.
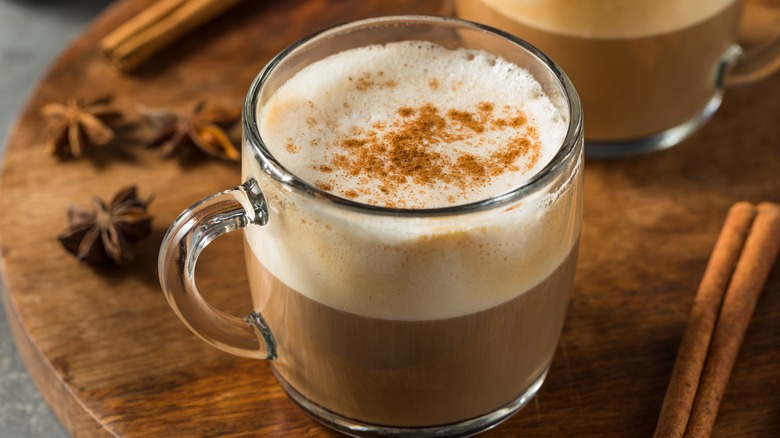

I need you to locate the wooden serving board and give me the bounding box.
[2,0,779,436]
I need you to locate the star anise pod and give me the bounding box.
[141,101,241,160]
[58,186,153,266]
[41,95,122,158]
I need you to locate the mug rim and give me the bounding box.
[243,15,582,217]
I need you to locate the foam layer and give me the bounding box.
[480,0,736,38]
[246,41,581,320]
[258,41,566,209]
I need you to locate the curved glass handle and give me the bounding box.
[725,21,780,87]
[158,179,276,360]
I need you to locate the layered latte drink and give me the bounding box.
[244,40,582,427]
[457,0,742,146]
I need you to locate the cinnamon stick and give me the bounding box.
[100,0,245,72]
[683,202,780,437]
[653,201,757,438]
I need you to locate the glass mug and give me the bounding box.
[159,16,583,437]
[456,0,780,157]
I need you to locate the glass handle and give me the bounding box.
[724,22,780,87]
[158,179,276,360]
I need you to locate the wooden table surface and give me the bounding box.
[1,0,779,436]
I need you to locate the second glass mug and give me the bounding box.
[456,0,780,157]
[159,16,583,437]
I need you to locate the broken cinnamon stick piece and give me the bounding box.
[683,202,780,438]
[100,0,245,72]
[653,201,757,438]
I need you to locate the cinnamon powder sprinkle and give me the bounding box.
[312,102,541,206]
[285,139,298,154]
[354,72,398,91]
[316,182,333,191]
[398,107,415,117]
[478,102,494,113]
[447,109,486,133]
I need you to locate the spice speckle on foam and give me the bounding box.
[259,41,566,208]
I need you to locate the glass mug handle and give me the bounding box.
[724,12,780,87]
[158,178,277,360]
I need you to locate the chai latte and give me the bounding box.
[244,41,581,426]
[457,0,742,141]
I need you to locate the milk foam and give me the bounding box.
[246,41,581,321]
[481,0,736,38]
[258,41,566,209]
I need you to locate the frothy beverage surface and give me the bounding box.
[259,41,566,209]
[481,0,735,38]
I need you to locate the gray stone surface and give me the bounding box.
[1,1,111,436]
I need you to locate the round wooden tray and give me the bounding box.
[1,0,779,436]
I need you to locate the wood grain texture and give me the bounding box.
[1,0,779,436]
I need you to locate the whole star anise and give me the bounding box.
[41,95,122,158]
[141,101,241,160]
[58,186,153,266]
